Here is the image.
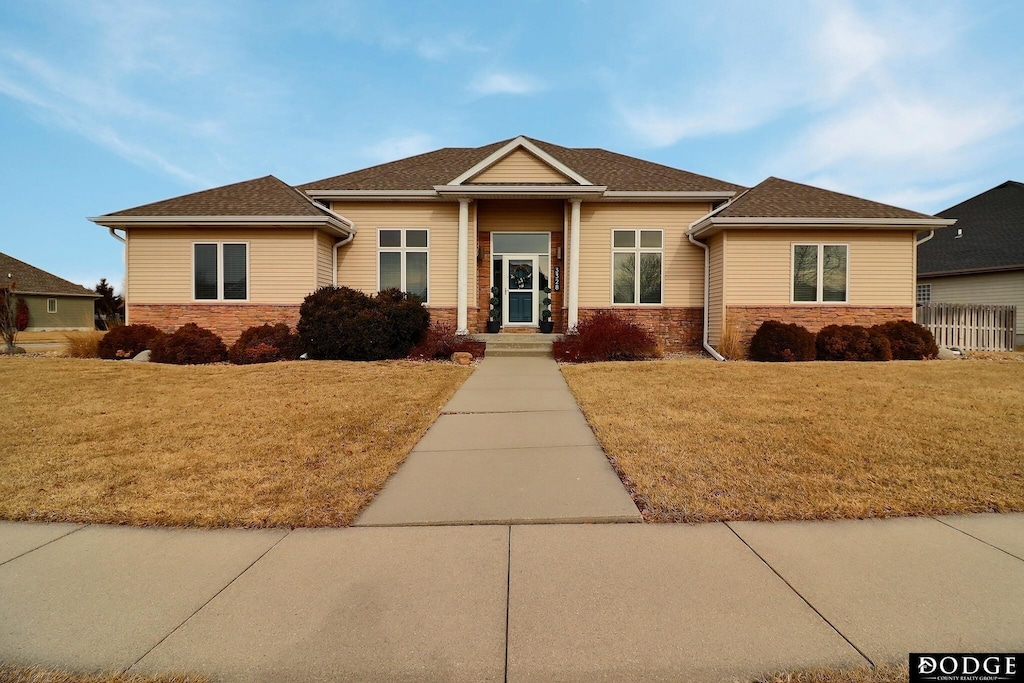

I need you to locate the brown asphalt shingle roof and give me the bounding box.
[106,175,332,218]
[297,136,746,193]
[716,177,934,220]
[0,252,97,297]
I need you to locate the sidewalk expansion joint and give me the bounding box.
[723,521,875,669]
[0,523,89,568]
[125,529,292,674]
[930,516,1024,563]
[504,525,512,683]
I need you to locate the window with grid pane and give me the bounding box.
[612,229,662,305]
[378,229,429,302]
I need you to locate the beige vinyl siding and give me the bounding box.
[22,294,95,330]
[920,271,1024,336]
[469,148,571,184]
[477,199,564,232]
[724,229,916,306]
[316,230,334,289]
[577,202,710,308]
[329,202,464,307]
[127,228,316,304]
[707,233,725,346]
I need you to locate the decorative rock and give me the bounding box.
[133,349,152,362]
[12,346,27,355]
[937,347,961,360]
[451,352,473,365]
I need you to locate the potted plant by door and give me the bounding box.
[487,286,501,333]
[539,287,554,333]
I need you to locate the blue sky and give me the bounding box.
[1,0,1022,292]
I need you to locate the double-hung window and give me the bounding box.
[194,243,248,301]
[792,243,848,303]
[612,229,663,304]
[379,229,428,302]
[47,298,57,313]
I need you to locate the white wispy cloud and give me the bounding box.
[470,71,543,96]
[361,132,435,163]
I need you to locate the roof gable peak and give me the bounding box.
[448,135,592,186]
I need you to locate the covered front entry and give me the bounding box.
[491,232,551,329]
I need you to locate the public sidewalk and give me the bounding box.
[353,356,641,526]
[1,514,1022,682]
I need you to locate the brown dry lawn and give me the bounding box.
[751,665,907,683]
[0,357,469,527]
[0,666,204,683]
[562,359,1024,522]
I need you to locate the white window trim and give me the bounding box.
[191,241,250,302]
[47,298,57,314]
[790,242,849,304]
[377,228,430,304]
[611,228,664,306]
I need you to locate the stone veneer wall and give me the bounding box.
[579,307,704,353]
[726,305,915,348]
[129,304,301,344]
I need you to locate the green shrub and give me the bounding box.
[748,320,816,362]
[553,311,661,363]
[150,323,227,364]
[297,286,430,360]
[816,324,892,361]
[228,323,299,364]
[97,323,162,360]
[871,320,939,360]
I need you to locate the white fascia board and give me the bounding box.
[88,215,355,235]
[447,136,593,186]
[688,216,957,237]
[434,185,607,198]
[17,291,100,298]
[601,191,737,201]
[303,189,438,198]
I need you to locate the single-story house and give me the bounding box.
[0,251,98,331]
[917,180,1023,347]
[89,136,953,354]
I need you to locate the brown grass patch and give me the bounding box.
[0,665,205,683]
[750,664,908,683]
[562,359,1024,522]
[717,316,744,360]
[63,331,105,358]
[0,358,470,527]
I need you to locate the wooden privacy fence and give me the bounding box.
[917,303,1017,351]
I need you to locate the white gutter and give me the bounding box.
[687,232,726,361]
[107,227,126,243]
[689,215,956,237]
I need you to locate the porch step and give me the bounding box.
[470,333,560,358]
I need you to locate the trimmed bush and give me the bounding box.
[15,298,29,332]
[228,323,299,365]
[98,323,162,360]
[297,286,430,361]
[553,311,661,363]
[816,324,892,362]
[748,320,816,362]
[150,323,227,365]
[408,321,486,360]
[871,320,939,360]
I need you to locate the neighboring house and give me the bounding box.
[0,252,98,331]
[89,136,952,353]
[917,181,1024,347]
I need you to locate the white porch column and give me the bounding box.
[568,199,581,329]
[457,198,471,334]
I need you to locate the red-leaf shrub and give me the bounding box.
[408,321,485,360]
[150,323,227,364]
[98,323,162,360]
[871,320,939,360]
[297,286,429,360]
[228,323,299,364]
[553,311,661,363]
[816,324,892,361]
[748,320,816,362]
[15,298,29,331]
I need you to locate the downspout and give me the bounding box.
[912,230,935,322]
[687,232,726,361]
[107,228,125,243]
[332,231,354,287]
[915,230,935,246]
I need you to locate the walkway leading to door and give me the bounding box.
[354,356,641,526]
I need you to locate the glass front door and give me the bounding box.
[503,254,537,326]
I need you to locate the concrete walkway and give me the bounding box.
[354,356,641,526]
[2,514,1023,682]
